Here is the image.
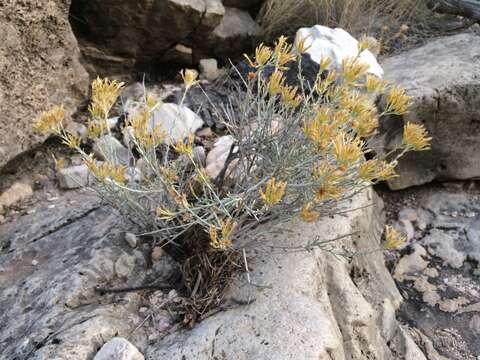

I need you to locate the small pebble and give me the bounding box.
[48,205,55,209]
[152,246,164,262]
[31,260,38,266]
[125,232,138,248]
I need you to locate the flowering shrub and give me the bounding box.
[35,37,430,254]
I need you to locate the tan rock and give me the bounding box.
[0,182,33,211]
[0,1,89,168]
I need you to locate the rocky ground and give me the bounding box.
[379,182,480,359]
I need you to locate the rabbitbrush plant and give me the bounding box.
[34,36,430,318]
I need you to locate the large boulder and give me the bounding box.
[146,190,427,359]
[0,0,89,168]
[71,0,260,73]
[379,33,480,190]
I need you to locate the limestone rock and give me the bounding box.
[0,182,33,211]
[94,337,144,360]
[0,1,89,168]
[0,194,148,358]
[199,58,219,81]
[150,103,204,144]
[380,33,480,190]
[146,190,425,359]
[206,7,261,60]
[295,25,384,78]
[93,135,130,165]
[57,165,92,189]
[205,135,238,179]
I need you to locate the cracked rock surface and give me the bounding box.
[385,184,480,359]
[378,33,480,190]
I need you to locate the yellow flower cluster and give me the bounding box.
[209,219,237,250]
[384,225,406,250]
[89,77,124,120]
[259,177,287,207]
[84,156,127,184]
[33,105,65,135]
[403,122,431,151]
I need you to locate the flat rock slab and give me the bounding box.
[380,33,480,190]
[0,193,148,359]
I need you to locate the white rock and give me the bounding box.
[93,135,130,165]
[295,25,384,78]
[114,254,136,279]
[205,135,238,179]
[94,337,144,360]
[149,103,204,144]
[199,58,219,81]
[394,244,429,281]
[125,233,138,248]
[65,121,88,139]
[57,165,92,189]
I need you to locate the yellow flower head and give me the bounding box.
[274,35,295,68]
[358,36,379,53]
[315,69,337,94]
[319,57,333,72]
[295,35,312,54]
[280,85,302,108]
[352,111,379,138]
[180,69,198,89]
[386,86,411,115]
[358,159,398,182]
[33,105,65,135]
[259,177,287,207]
[209,219,236,250]
[268,70,285,95]
[300,202,320,222]
[315,183,344,202]
[402,122,431,151]
[341,57,370,83]
[332,133,364,169]
[364,75,387,94]
[173,133,194,156]
[84,157,127,184]
[304,119,336,149]
[255,43,273,66]
[146,94,158,109]
[384,225,406,250]
[87,120,106,139]
[156,206,176,221]
[90,77,125,119]
[62,133,81,149]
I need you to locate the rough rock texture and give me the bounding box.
[0,193,150,359]
[70,0,260,75]
[146,190,426,359]
[388,186,480,359]
[0,0,89,168]
[94,337,144,360]
[379,33,480,190]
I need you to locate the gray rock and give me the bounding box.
[207,7,260,60]
[146,190,425,359]
[379,33,480,190]
[394,244,429,281]
[125,232,138,248]
[0,194,147,359]
[423,229,466,268]
[93,135,130,165]
[94,337,144,360]
[57,164,92,189]
[199,58,219,81]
